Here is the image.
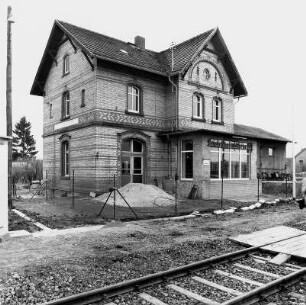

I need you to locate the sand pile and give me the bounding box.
[95,183,174,207]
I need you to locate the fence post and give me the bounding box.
[72,170,75,209]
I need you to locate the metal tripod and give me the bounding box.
[98,187,138,220]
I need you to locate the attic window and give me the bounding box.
[63,55,70,75]
[120,49,128,54]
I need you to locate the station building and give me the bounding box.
[31,20,289,199]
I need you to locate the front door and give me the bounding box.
[121,139,144,185]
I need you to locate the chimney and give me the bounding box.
[134,36,145,49]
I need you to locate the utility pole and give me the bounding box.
[6,6,14,209]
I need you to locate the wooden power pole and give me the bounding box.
[6,6,14,209]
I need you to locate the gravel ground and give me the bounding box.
[1,201,306,304]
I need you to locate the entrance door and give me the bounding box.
[121,139,144,185]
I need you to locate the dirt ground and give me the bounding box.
[1,202,304,273]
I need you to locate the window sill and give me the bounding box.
[211,120,224,126]
[181,178,193,181]
[62,72,70,77]
[192,117,206,122]
[61,116,70,121]
[210,178,250,181]
[60,176,70,180]
[125,110,144,117]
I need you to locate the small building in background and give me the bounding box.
[295,148,306,174]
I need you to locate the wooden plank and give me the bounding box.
[139,293,168,305]
[270,253,291,265]
[234,263,281,278]
[192,276,242,295]
[214,270,264,287]
[167,284,220,305]
[250,254,302,270]
[262,234,306,259]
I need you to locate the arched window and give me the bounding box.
[127,85,141,114]
[61,140,70,177]
[212,98,222,122]
[192,93,204,119]
[63,55,70,75]
[62,91,70,119]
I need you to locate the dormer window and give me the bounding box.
[63,55,70,75]
[62,91,70,119]
[127,85,140,114]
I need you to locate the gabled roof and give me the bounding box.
[296,147,306,159]
[31,20,247,97]
[234,124,290,142]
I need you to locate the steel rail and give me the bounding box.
[222,267,306,305]
[42,233,306,305]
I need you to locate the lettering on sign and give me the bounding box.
[207,139,252,151]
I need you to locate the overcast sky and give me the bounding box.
[0,0,305,159]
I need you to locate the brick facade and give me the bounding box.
[36,23,287,200]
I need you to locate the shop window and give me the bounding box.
[268,147,274,156]
[212,98,222,122]
[127,85,142,114]
[192,93,204,119]
[63,55,70,75]
[210,143,250,179]
[181,140,193,179]
[61,140,70,177]
[62,91,70,119]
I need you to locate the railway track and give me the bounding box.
[43,238,306,305]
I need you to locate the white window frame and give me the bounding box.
[63,92,70,118]
[62,141,70,177]
[213,99,222,122]
[268,147,274,157]
[127,85,140,113]
[181,140,193,180]
[63,55,70,75]
[193,94,203,119]
[210,147,250,180]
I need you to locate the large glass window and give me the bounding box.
[210,143,250,179]
[181,140,193,179]
[127,85,140,113]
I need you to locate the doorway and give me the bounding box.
[121,139,144,185]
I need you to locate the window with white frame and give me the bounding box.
[62,91,70,118]
[61,140,70,176]
[268,147,274,156]
[63,55,70,75]
[181,140,193,179]
[210,144,250,179]
[212,98,222,122]
[193,93,204,119]
[127,85,140,113]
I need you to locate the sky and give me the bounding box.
[0,0,305,159]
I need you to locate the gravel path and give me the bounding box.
[1,202,306,304]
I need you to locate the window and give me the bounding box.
[49,103,53,119]
[204,68,211,80]
[268,148,274,157]
[127,85,140,113]
[61,140,70,176]
[210,143,250,179]
[81,89,85,107]
[63,55,69,75]
[62,91,70,118]
[212,98,222,122]
[192,94,204,119]
[181,140,193,179]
